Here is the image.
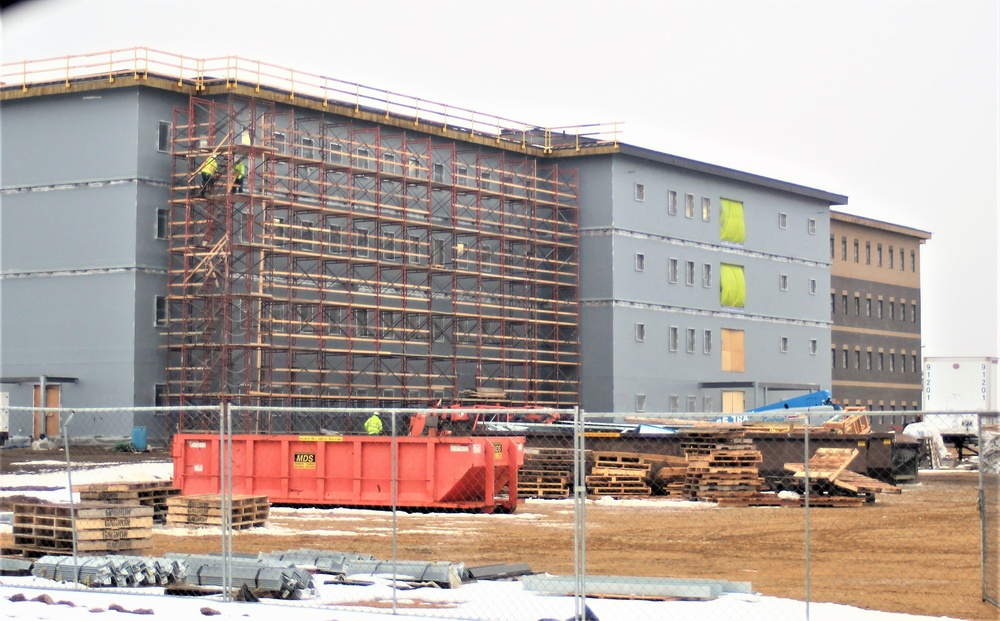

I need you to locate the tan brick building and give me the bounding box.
[829,211,931,414]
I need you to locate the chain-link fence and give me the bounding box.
[982,412,1000,608]
[1,406,997,619]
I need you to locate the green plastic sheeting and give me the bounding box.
[720,199,746,244]
[720,263,745,308]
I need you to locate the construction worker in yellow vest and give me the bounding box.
[198,155,219,197]
[364,412,383,435]
[232,160,247,194]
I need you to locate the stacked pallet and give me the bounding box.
[165,495,270,530]
[648,456,690,498]
[75,481,181,524]
[518,447,576,499]
[682,431,764,502]
[585,451,653,498]
[3,502,153,559]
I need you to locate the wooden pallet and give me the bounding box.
[75,481,181,524]
[10,502,154,556]
[716,495,865,508]
[165,495,270,529]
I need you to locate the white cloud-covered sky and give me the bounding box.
[3,0,997,358]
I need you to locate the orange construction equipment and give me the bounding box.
[171,433,526,513]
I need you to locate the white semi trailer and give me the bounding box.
[922,356,998,459]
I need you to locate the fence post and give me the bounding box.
[573,405,586,620]
[61,411,79,590]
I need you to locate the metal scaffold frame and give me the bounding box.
[167,95,580,413]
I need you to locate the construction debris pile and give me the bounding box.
[517,427,900,507]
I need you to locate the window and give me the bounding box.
[888,301,894,321]
[685,261,695,286]
[300,137,315,159]
[406,155,421,178]
[809,278,817,295]
[635,394,646,413]
[877,243,883,267]
[911,354,917,373]
[854,295,860,316]
[274,132,287,154]
[154,296,167,327]
[855,349,861,369]
[842,349,848,369]
[866,297,872,317]
[155,208,169,240]
[668,258,679,284]
[326,307,347,335]
[703,396,714,412]
[831,293,836,314]
[809,339,818,355]
[669,326,679,352]
[669,395,680,413]
[900,247,905,271]
[328,223,345,255]
[299,220,315,252]
[408,235,423,264]
[721,328,745,372]
[889,245,894,269]
[807,218,816,235]
[157,121,171,153]
[634,183,645,201]
[780,337,789,353]
[635,323,646,342]
[382,152,399,174]
[841,236,847,261]
[832,348,837,368]
[687,396,697,412]
[356,147,372,169]
[779,274,788,291]
[702,264,712,288]
[910,250,916,272]
[685,193,695,218]
[355,226,371,258]
[635,253,645,272]
[296,304,316,332]
[274,217,288,248]
[830,236,835,259]
[889,353,895,373]
[431,238,446,266]
[911,303,917,322]
[327,142,345,164]
[842,294,848,314]
[877,299,883,318]
[853,239,859,263]
[866,350,872,370]
[456,165,470,187]
[667,190,678,215]
[701,197,711,221]
[355,309,373,337]
[865,241,871,265]
[686,328,696,353]
[432,162,445,183]
[720,264,746,308]
[720,199,746,244]
[778,212,788,229]
[703,329,712,354]
[154,384,167,407]
[878,351,884,371]
[383,231,400,261]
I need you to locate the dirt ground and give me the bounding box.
[1,448,996,620]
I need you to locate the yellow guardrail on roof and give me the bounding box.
[1,47,620,154]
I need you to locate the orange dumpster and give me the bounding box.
[171,434,526,513]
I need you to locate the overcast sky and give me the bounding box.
[3,0,998,359]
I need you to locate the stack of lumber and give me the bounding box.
[518,447,578,499]
[585,451,653,498]
[821,414,872,435]
[165,495,270,530]
[785,447,900,496]
[648,455,690,498]
[682,431,764,501]
[2,502,153,559]
[75,481,181,524]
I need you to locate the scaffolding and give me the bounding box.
[167,95,580,410]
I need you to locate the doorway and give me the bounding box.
[32,384,61,439]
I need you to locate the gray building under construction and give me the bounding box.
[0,49,848,439]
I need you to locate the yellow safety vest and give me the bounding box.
[364,415,383,435]
[201,156,218,175]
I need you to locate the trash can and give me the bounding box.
[131,426,148,452]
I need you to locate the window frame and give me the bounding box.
[778,212,788,229]
[634,183,645,202]
[635,323,646,342]
[157,121,171,153]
